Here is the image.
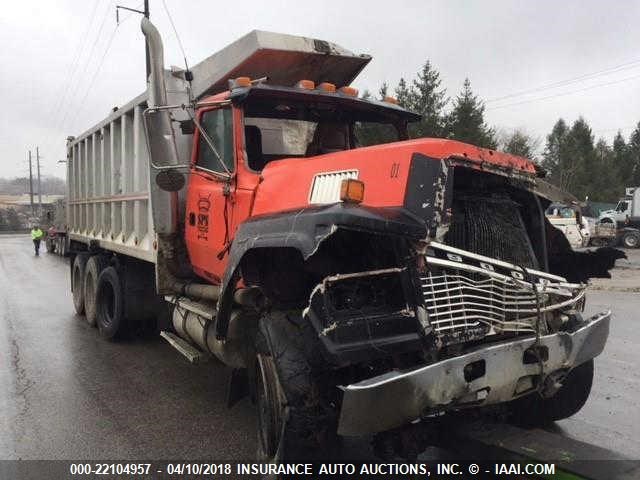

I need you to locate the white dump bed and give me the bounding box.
[66,28,370,263]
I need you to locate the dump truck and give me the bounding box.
[64,18,624,461]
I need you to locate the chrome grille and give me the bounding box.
[421,242,586,344]
[421,272,539,334]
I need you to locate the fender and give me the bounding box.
[214,203,427,338]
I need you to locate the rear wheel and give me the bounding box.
[45,238,55,253]
[254,310,333,462]
[95,266,126,340]
[510,359,594,426]
[621,230,640,249]
[72,253,90,315]
[84,255,109,327]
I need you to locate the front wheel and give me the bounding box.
[510,359,594,427]
[254,310,334,462]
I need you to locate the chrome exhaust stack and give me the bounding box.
[140,17,180,235]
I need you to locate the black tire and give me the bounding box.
[254,310,333,462]
[84,255,110,327]
[510,359,594,427]
[621,231,640,249]
[72,253,90,315]
[45,238,55,253]
[95,266,126,340]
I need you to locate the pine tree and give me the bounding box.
[593,139,618,201]
[445,78,496,149]
[628,122,640,186]
[542,119,570,188]
[408,61,447,138]
[612,131,632,189]
[566,117,596,200]
[395,78,412,110]
[501,130,538,159]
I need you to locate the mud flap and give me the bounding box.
[226,367,249,408]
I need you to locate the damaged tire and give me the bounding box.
[510,359,594,426]
[254,310,333,462]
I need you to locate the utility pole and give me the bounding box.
[28,150,35,216]
[36,146,43,216]
[116,1,150,78]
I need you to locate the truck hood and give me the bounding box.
[251,138,537,217]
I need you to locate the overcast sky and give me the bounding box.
[1,0,639,179]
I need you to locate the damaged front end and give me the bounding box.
[309,242,610,435]
[300,157,616,437]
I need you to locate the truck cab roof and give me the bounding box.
[199,83,421,124]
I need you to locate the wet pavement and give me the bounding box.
[1,234,639,461]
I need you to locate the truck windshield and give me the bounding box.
[616,201,628,212]
[243,96,404,171]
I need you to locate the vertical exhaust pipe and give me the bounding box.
[141,17,179,234]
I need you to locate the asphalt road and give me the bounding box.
[1,234,639,461]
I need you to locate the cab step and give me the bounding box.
[160,330,209,364]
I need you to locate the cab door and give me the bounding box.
[185,105,237,284]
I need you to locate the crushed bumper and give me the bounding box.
[337,311,610,436]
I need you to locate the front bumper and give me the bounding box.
[337,310,610,436]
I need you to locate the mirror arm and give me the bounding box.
[143,102,233,180]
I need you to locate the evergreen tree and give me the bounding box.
[612,131,631,185]
[566,117,596,200]
[444,78,497,149]
[395,77,412,110]
[628,122,640,186]
[408,61,447,138]
[501,129,538,159]
[593,139,618,201]
[542,119,570,188]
